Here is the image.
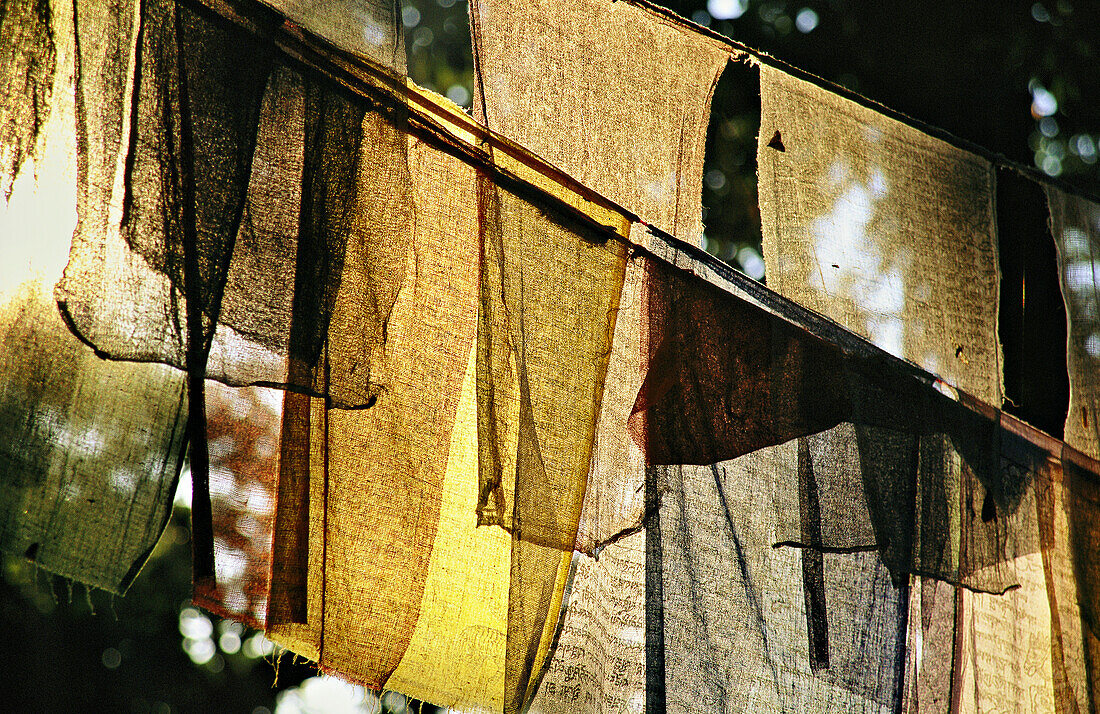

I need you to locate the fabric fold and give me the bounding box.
[56,0,408,408]
[10,2,1100,713]
[259,100,489,702]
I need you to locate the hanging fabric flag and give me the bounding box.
[190,382,282,628]
[469,0,732,243]
[523,258,649,714]
[755,63,1061,713]
[477,174,629,712]
[1046,185,1100,709]
[0,0,55,200]
[757,64,1002,404]
[629,246,908,713]
[0,0,187,593]
[56,0,280,582]
[227,59,484,692]
[469,3,731,710]
[631,229,1100,713]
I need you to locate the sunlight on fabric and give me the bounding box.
[808,159,907,357]
[0,16,188,594]
[759,64,1002,405]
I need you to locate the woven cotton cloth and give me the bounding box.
[1048,187,1100,459]
[0,0,187,593]
[758,65,1002,406]
[469,0,731,243]
[753,63,1096,713]
[0,0,54,200]
[260,0,404,70]
[468,4,731,711]
[630,233,1100,713]
[261,103,483,692]
[6,2,1100,713]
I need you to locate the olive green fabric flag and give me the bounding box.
[0,0,55,200]
[0,0,187,593]
[477,175,629,712]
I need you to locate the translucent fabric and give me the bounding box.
[477,177,629,712]
[260,0,404,71]
[757,65,1003,405]
[1048,187,1100,458]
[54,0,407,581]
[5,1,1100,713]
[631,241,1100,713]
[469,0,731,242]
[0,0,187,593]
[191,382,282,627]
[0,0,55,199]
[262,112,482,693]
[55,1,402,408]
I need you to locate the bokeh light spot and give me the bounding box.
[1031,85,1058,117]
[446,83,471,106]
[707,0,749,21]
[796,8,819,32]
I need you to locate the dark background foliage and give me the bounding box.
[3,0,1096,711]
